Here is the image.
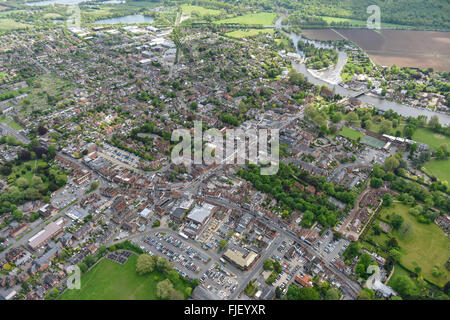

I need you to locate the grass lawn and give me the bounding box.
[412,127,450,150]
[0,19,29,32]
[215,12,277,25]
[319,16,410,29]
[7,159,45,185]
[225,28,274,39]
[24,74,72,113]
[338,126,364,140]
[380,203,450,286]
[59,254,191,300]
[423,159,450,183]
[7,120,23,130]
[387,263,421,295]
[180,4,221,16]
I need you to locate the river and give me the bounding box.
[275,17,450,125]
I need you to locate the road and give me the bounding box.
[0,122,30,144]
[202,196,362,296]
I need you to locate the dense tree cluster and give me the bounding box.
[237,163,356,228]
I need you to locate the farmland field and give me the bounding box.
[0,19,29,32]
[379,203,450,287]
[59,254,191,300]
[225,28,274,39]
[215,12,277,25]
[320,16,409,29]
[335,29,450,72]
[338,126,364,140]
[301,29,344,41]
[411,128,450,150]
[180,4,221,16]
[423,159,450,183]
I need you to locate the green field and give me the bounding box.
[225,28,274,39]
[423,159,450,183]
[60,254,191,300]
[7,159,45,185]
[180,4,221,16]
[412,128,450,150]
[0,19,29,32]
[215,12,277,25]
[319,16,410,29]
[380,203,450,286]
[338,126,364,140]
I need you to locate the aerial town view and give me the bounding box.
[0,0,449,309]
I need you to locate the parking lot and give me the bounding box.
[50,178,89,209]
[314,230,349,263]
[135,231,239,299]
[272,240,307,292]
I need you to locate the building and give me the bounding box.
[66,207,89,221]
[295,274,313,288]
[10,222,28,238]
[222,249,259,271]
[28,218,65,250]
[170,207,185,224]
[183,203,217,238]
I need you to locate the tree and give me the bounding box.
[389,249,402,262]
[409,143,418,154]
[78,262,88,274]
[218,239,228,251]
[390,275,416,297]
[346,112,359,125]
[325,288,340,300]
[136,254,157,275]
[156,257,171,274]
[84,255,96,267]
[370,177,383,188]
[428,115,440,130]
[16,177,29,188]
[37,125,48,135]
[391,214,404,230]
[167,269,180,283]
[358,288,374,300]
[382,193,393,207]
[156,279,174,299]
[275,286,282,298]
[298,287,320,300]
[384,156,400,171]
[263,259,274,271]
[379,120,393,134]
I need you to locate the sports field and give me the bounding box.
[338,126,364,140]
[180,4,221,16]
[215,12,277,25]
[412,128,450,150]
[379,203,450,286]
[225,28,274,39]
[59,254,191,300]
[423,159,450,183]
[360,135,385,148]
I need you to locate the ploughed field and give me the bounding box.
[335,29,450,71]
[301,29,344,41]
